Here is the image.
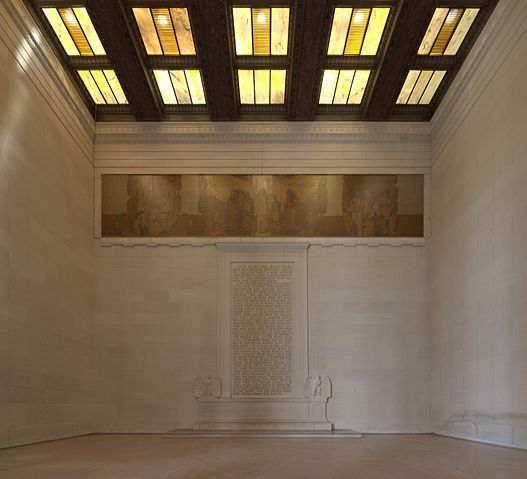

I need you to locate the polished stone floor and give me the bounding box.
[0,434,526,478]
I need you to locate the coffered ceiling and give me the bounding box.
[23,0,499,122]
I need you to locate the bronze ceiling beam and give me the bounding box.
[188,0,238,121]
[287,0,333,121]
[84,0,162,121]
[364,0,436,121]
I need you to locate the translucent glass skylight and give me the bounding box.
[133,8,196,55]
[233,7,290,55]
[238,70,286,104]
[43,7,105,56]
[418,8,479,56]
[396,70,446,105]
[153,70,206,104]
[319,70,371,104]
[77,70,127,104]
[327,8,390,56]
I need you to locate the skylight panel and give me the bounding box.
[396,70,446,105]
[133,8,196,55]
[232,7,290,56]
[237,70,286,104]
[319,70,371,105]
[418,8,480,56]
[327,8,390,56]
[78,70,128,105]
[43,7,105,56]
[153,70,206,105]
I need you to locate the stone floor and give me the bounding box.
[0,433,526,478]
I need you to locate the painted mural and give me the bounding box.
[101,174,424,237]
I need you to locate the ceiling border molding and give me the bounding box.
[95,121,430,144]
[2,0,94,163]
[431,0,525,163]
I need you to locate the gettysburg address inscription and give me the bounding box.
[231,262,293,397]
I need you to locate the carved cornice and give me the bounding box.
[431,0,525,163]
[2,0,94,161]
[95,121,430,144]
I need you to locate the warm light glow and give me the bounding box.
[418,8,479,56]
[43,7,105,56]
[319,70,371,105]
[153,69,206,105]
[78,70,128,105]
[237,69,286,104]
[396,70,446,105]
[133,8,196,56]
[233,7,290,56]
[328,7,390,56]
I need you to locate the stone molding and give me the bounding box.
[95,121,430,145]
[97,237,426,248]
[193,377,222,399]
[1,0,94,163]
[431,0,527,163]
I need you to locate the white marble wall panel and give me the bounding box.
[0,0,95,447]
[430,0,527,449]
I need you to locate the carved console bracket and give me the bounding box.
[193,377,221,399]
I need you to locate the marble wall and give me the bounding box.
[0,1,95,447]
[430,0,527,449]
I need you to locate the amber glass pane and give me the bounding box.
[91,70,117,104]
[59,8,92,55]
[252,8,271,55]
[154,70,177,104]
[431,9,463,55]
[103,70,127,104]
[328,8,352,55]
[319,70,339,104]
[418,8,449,55]
[170,71,191,104]
[333,70,354,104]
[133,8,162,55]
[170,8,195,55]
[233,7,253,55]
[397,70,420,104]
[73,7,105,55]
[152,8,179,55]
[185,70,206,104]
[419,71,446,104]
[408,71,433,104]
[43,8,79,56]
[344,8,370,55]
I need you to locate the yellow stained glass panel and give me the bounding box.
[91,70,116,104]
[152,8,179,55]
[133,8,162,55]
[73,7,105,55]
[43,8,79,56]
[271,8,289,55]
[238,70,255,104]
[345,8,370,55]
[253,8,270,55]
[333,70,355,104]
[170,71,191,104]
[419,71,446,104]
[78,71,104,103]
[431,9,463,55]
[59,8,92,55]
[185,70,206,104]
[408,70,433,104]
[418,8,449,55]
[233,7,253,55]
[444,9,479,55]
[254,70,270,104]
[154,70,177,104]
[103,70,127,104]
[319,70,339,104]
[270,70,286,104]
[397,70,421,104]
[361,8,390,55]
[348,70,370,104]
[170,8,196,55]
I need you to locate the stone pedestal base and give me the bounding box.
[193,398,332,431]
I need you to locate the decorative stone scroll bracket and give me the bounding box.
[304,376,332,400]
[193,377,221,399]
